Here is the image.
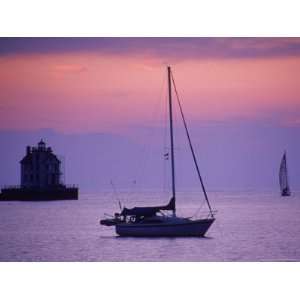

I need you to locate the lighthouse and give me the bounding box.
[0,140,78,200]
[20,140,62,188]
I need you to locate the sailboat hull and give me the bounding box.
[116,218,215,237]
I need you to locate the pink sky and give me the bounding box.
[1,38,300,134]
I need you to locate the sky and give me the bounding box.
[1,37,300,192]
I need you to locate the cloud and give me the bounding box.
[1,37,300,61]
[0,104,16,112]
[52,64,87,73]
[280,117,300,128]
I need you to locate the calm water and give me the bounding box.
[0,190,300,261]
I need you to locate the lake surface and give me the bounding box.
[1,190,300,261]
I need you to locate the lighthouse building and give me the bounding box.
[20,140,62,189]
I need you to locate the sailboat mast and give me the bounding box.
[167,66,176,205]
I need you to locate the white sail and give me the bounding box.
[279,152,291,196]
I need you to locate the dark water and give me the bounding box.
[1,190,300,261]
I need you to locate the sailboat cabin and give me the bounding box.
[20,140,61,188]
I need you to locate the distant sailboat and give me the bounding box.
[100,66,215,237]
[279,151,291,197]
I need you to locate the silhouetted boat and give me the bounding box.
[100,66,215,237]
[279,151,291,197]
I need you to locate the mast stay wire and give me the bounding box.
[171,70,214,217]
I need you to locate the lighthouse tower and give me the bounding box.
[20,140,62,189]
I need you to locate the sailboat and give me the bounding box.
[279,151,291,197]
[100,66,215,237]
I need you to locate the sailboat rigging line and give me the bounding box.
[167,66,176,212]
[110,180,121,205]
[171,71,214,217]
